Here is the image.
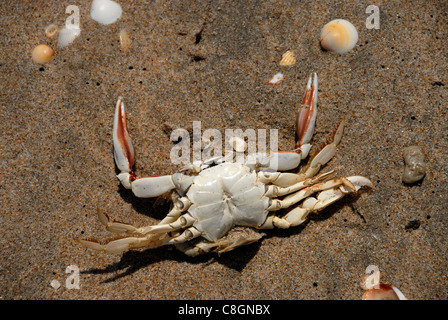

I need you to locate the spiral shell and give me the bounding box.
[320,19,358,54]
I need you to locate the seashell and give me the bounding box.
[320,19,358,54]
[279,50,296,66]
[58,26,81,48]
[32,44,55,64]
[119,29,132,51]
[362,284,408,300]
[90,0,123,25]
[402,146,426,184]
[267,73,284,85]
[45,24,59,39]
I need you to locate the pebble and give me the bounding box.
[402,146,426,184]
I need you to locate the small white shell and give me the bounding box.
[279,50,296,66]
[320,19,358,54]
[267,73,284,85]
[32,44,55,64]
[45,24,59,39]
[58,26,81,48]
[90,0,123,25]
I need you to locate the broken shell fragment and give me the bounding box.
[119,29,132,51]
[45,24,59,39]
[320,19,358,54]
[32,44,55,64]
[90,0,123,25]
[362,284,408,300]
[402,146,426,184]
[267,73,284,85]
[279,50,296,66]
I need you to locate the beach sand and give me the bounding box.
[1,0,446,299]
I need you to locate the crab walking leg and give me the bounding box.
[260,176,373,229]
[114,97,193,197]
[302,119,345,179]
[77,236,166,254]
[261,170,335,193]
[94,196,192,236]
[266,176,356,211]
[78,213,198,254]
[175,228,265,257]
[164,226,202,245]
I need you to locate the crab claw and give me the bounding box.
[295,72,318,157]
[114,97,135,179]
[260,73,318,171]
[112,97,194,197]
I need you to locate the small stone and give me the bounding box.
[402,146,426,184]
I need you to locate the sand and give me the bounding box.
[0,0,446,300]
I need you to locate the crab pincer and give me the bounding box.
[113,97,193,197]
[267,73,318,171]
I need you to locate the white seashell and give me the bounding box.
[58,26,81,48]
[320,19,358,54]
[90,0,123,25]
[267,73,284,85]
[279,50,296,66]
[32,44,55,64]
[45,24,59,39]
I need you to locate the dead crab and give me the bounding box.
[78,73,373,256]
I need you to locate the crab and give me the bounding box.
[78,73,373,256]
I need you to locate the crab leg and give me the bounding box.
[260,170,334,191]
[302,119,345,179]
[77,236,165,254]
[260,176,373,229]
[266,176,357,210]
[92,196,192,236]
[114,97,193,197]
[77,213,198,254]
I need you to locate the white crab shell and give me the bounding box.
[186,162,270,242]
